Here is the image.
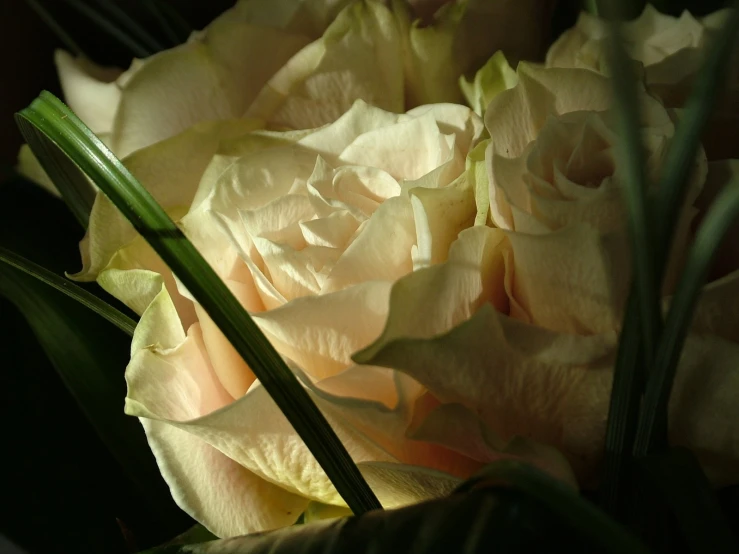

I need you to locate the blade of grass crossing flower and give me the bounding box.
[597,0,660,515]
[652,4,739,275]
[16,92,382,516]
[93,0,167,52]
[0,246,136,336]
[634,178,739,456]
[638,448,739,553]
[23,0,84,56]
[632,3,739,459]
[601,0,660,366]
[456,461,652,554]
[61,0,153,58]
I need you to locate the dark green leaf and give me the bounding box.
[0,247,173,522]
[139,461,652,554]
[598,0,660,515]
[0,246,136,336]
[634,178,739,455]
[16,91,381,516]
[638,448,739,553]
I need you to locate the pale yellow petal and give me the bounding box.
[142,419,309,537]
[253,281,392,379]
[409,173,475,268]
[111,6,309,157]
[355,226,509,363]
[484,64,615,159]
[247,0,404,130]
[358,303,616,485]
[505,223,630,334]
[73,120,258,283]
[460,51,518,117]
[322,196,416,293]
[54,50,123,134]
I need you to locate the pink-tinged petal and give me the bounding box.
[357,303,616,485]
[253,281,392,380]
[409,402,578,488]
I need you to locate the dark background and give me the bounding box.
[0,1,732,553]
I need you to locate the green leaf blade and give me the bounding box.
[0,246,136,336]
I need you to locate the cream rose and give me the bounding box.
[19,0,560,192]
[546,5,733,106]
[71,98,581,537]
[355,63,739,488]
[546,5,739,161]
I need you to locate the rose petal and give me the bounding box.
[506,223,630,334]
[253,281,392,379]
[55,50,123,134]
[322,196,416,293]
[143,419,309,537]
[247,1,404,130]
[111,6,310,157]
[460,51,518,117]
[73,120,259,284]
[409,174,475,268]
[355,226,509,363]
[409,402,578,488]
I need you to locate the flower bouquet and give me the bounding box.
[2,0,739,552]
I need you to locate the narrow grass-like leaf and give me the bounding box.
[93,0,167,52]
[61,0,153,58]
[458,461,652,554]
[0,254,178,526]
[0,246,136,336]
[16,92,382,516]
[634,178,739,455]
[653,4,739,272]
[600,294,644,514]
[638,448,739,553]
[601,0,660,369]
[23,0,84,57]
[632,5,739,459]
[598,0,660,515]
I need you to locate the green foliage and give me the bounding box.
[0,246,136,336]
